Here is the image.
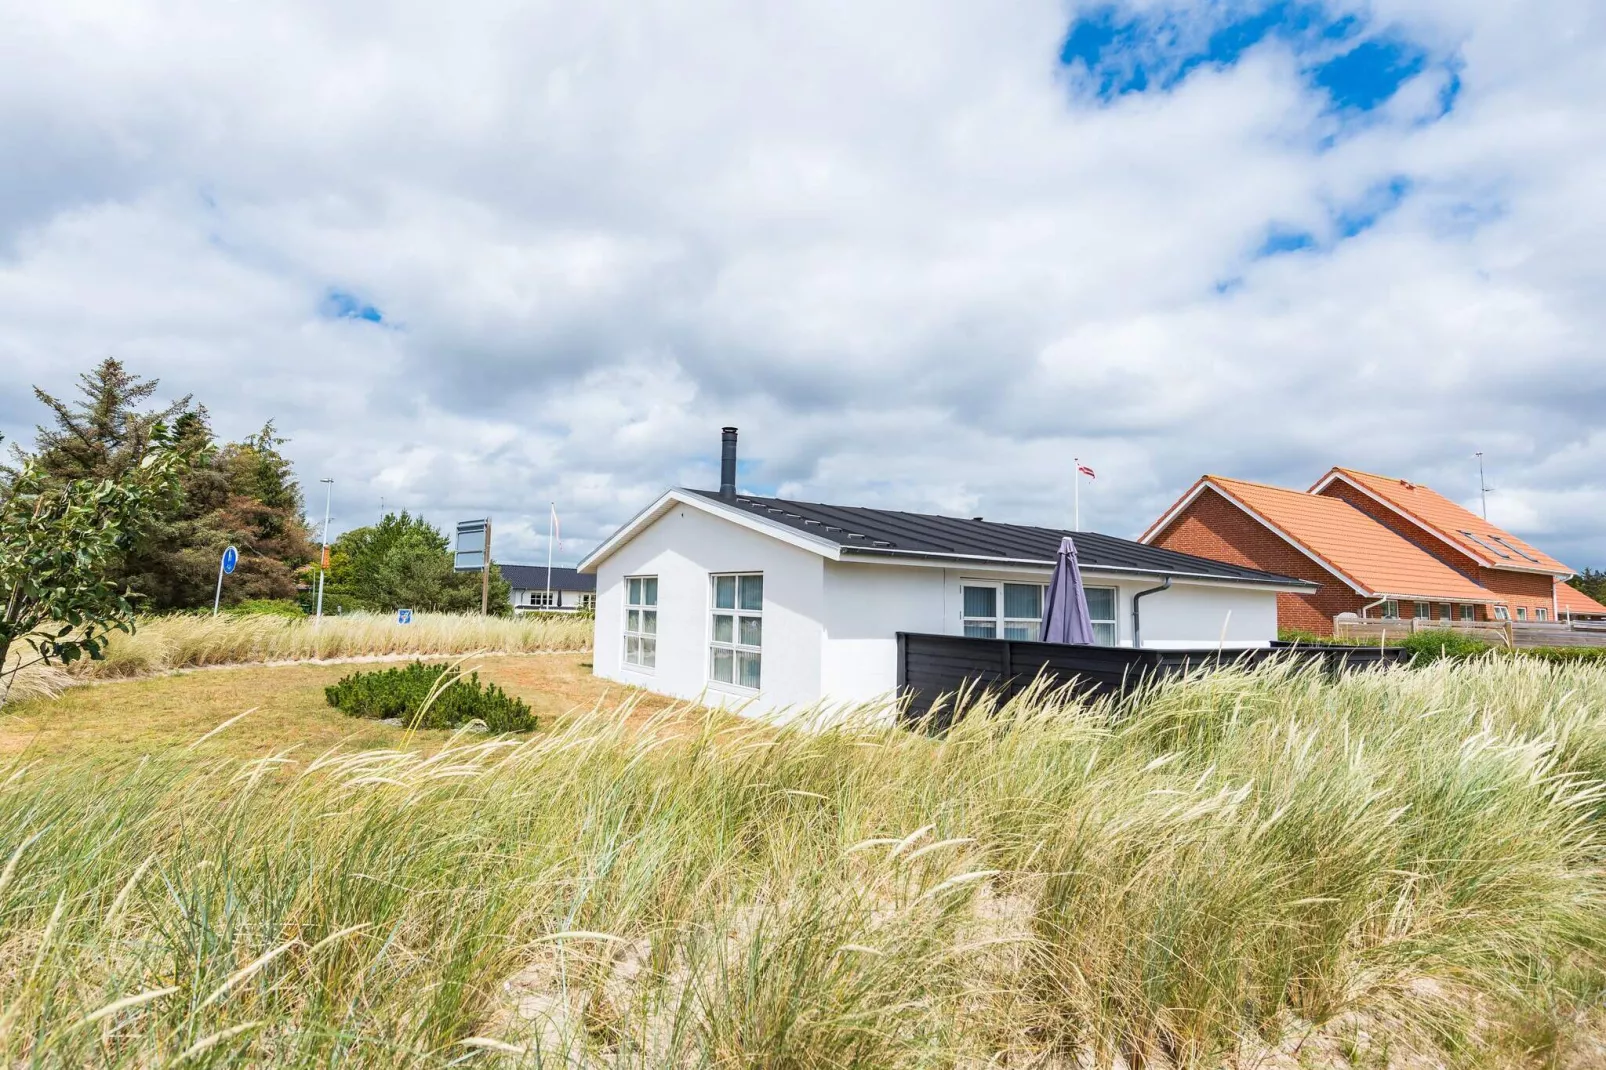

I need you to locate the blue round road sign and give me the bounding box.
[222,545,238,575]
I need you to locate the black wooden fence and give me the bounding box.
[895,632,1409,729]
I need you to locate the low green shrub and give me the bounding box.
[1395,628,1496,663]
[225,598,306,619]
[1517,646,1606,664]
[325,661,536,732]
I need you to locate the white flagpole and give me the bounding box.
[1073,457,1081,532]
[545,502,555,608]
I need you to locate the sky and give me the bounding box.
[1,0,1602,570]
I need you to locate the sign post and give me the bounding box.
[212,545,238,617]
[454,518,493,616]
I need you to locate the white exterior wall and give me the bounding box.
[592,504,826,716]
[814,561,1280,711]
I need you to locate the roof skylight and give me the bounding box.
[1458,530,1512,559]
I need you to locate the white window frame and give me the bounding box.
[1460,604,1475,622]
[529,590,556,609]
[1382,600,1400,620]
[1536,607,1548,622]
[1492,605,1510,622]
[1413,601,1429,619]
[1439,603,1451,621]
[961,581,1047,641]
[960,581,1117,647]
[624,575,658,670]
[709,573,762,691]
[1516,607,1527,621]
[578,593,596,610]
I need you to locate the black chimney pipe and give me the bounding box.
[720,427,738,499]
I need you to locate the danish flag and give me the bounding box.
[1077,463,1096,480]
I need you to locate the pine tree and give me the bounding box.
[12,358,191,482]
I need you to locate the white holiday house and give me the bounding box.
[578,430,1315,719]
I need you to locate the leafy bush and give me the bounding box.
[1394,628,1497,663]
[325,661,536,732]
[225,598,305,619]
[1517,645,1606,664]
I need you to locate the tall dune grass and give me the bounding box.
[1,657,1604,1066]
[5,612,592,691]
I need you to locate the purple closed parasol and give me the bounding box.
[1040,536,1096,645]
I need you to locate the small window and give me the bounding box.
[710,573,762,689]
[624,576,658,669]
[961,585,997,639]
[1413,601,1429,619]
[960,582,1056,643]
[1490,535,1542,564]
[530,590,556,608]
[1460,604,1475,622]
[1536,607,1548,622]
[1459,530,1512,559]
[1002,583,1043,640]
[1382,600,1400,620]
[578,593,596,610]
[1492,605,1510,621]
[1439,603,1451,621]
[1084,587,1118,646]
[1516,607,1527,621]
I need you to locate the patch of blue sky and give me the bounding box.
[1247,172,1412,265]
[322,289,383,324]
[1061,1,1458,120]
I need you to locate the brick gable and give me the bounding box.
[1149,486,1364,635]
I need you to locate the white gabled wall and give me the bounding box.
[592,503,826,715]
[820,562,945,716]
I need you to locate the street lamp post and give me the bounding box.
[315,478,334,624]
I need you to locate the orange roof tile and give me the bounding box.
[1557,581,1606,617]
[1199,476,1496,602]
[1317,468,1572,575]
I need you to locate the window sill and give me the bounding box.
[622,663,657,676]
[706,680,760,697]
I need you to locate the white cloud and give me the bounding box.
[0,0,1602,569]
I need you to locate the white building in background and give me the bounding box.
[501,565,595,613]
[578,430,1315,720]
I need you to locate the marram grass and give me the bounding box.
[4,611,592,697]
[2,657,1605,1067]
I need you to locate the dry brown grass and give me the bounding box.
[0,654,684,760]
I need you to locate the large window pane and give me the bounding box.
[626,635,640,662]
[640,637,656,667]
[1084,587,1116,621]
[1003,622,1038,641]
[627,577,641,605]
[1092,622,1117,647]
[1003,584,1042,620]
[642,577,658,606]
[713,613,733,643]
[963,621,997,639]
[962,586,996,619]
[627,609,640,633]
[641,610,657,636]
[713,575,736,610]
[711,647,734,683]
[736,651,762,689]
[738,575,764,611]
[738,615,762,646]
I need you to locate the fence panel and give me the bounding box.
[896,633,1409,730]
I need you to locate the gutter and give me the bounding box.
[1131,577,1172,649]
[836,546,1314,590]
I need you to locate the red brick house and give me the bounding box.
[1309,468,1573,624]
[1140,475,1498,635]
